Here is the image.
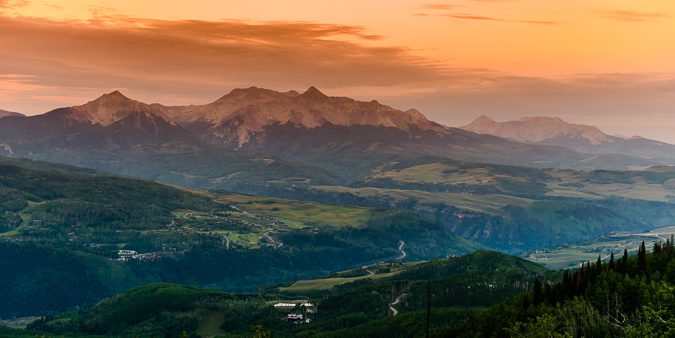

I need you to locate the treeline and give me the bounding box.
[437,237,675,337]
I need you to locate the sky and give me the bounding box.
[1,0,674,141]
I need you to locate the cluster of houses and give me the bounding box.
[115,249,162,261]
[273,301,316,324]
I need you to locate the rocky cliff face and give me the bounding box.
[161,86,440,147]
[65,91,178,129]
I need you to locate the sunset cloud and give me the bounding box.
[1,3,674,143]
[421,4,462,10]
[0,0,28,9]
[0,15,447,110]
[593,10,669,22]
[441,13,560,24]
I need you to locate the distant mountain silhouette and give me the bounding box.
[461,115,675,161]
[0,109,24,118]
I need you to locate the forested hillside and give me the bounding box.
[439,239,675,337]
[0,157,481,318]
[27,250,551,338]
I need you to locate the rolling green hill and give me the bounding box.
[0,157,482,319]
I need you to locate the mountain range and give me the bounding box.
[0,91,335,191]
[0,87,666,188]
[158,86,665,180]
[461,115,675,162]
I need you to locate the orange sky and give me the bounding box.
[1,0,674,141]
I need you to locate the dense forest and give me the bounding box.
[438,238,675,337]
[24,250,552,338]
[13,242,675,337]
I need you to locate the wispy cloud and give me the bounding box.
[0,15,447,110]
[593,10,669,22]
[441,13,560,25]
[0,0,29,9]
[0,11,674,144]
[421,4,462,10]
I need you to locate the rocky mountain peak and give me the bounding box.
[162,86,441,148]
[460,115,612,145]
[404,108,426,121]
[65,91,175,127]
[300,86,327,101]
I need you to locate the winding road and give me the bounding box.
[396,241,406,260]
[390,293,406,316]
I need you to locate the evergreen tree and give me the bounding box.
[638,241,648,275]
[596,255,603,275]
[533,279,543,306]
[608,251,615,271]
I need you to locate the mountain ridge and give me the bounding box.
[460,115,675,161]
[0,109,23,118]
[461,115,613,145]
[159,86,441,147]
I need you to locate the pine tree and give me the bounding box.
[621,249,629,274]
[533,278,543,306]
[638,241,648,275]
[609,251,615,271]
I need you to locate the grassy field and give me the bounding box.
[363,161,675,203]
[370,162,495,185]
[277,262,421,292]
[313,186,532,215]
[195,311,226,338]
[524,226,675,270]
[157,190,375,248]
[210,191,372,229]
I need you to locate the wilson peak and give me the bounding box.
[162,86,438,147]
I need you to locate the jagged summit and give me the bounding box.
[100,90,127,99]
[475,115,495,122]
[301,86,326,98]
[163,86,439,147]
[66,91,175,127]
